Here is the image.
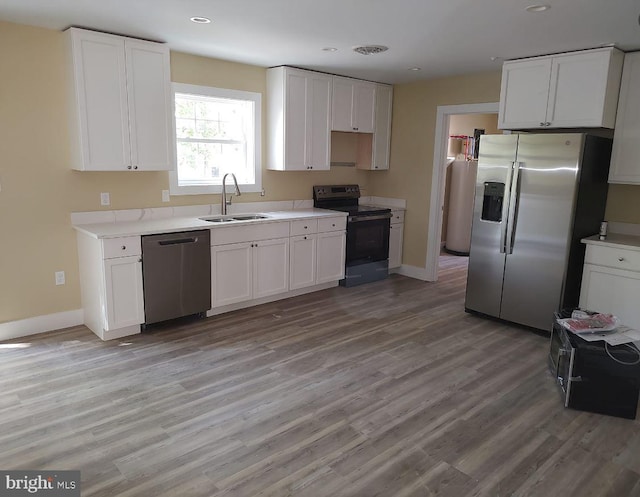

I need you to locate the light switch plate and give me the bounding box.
[162,190,170,202]
[100,192,110,206]
[55,271,65,286]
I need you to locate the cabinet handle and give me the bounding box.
[304,226,308,229]
[304,236,307,240]
[539,122,545,127]
[332,223,335,227]
[134,165,138,170]
[353,127,358,131]
[127,165,132,170]
[618,257,625,262]
[138,258,142,263]
[546,122,551,127]
[121,245,126,250]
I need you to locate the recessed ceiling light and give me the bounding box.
[190,16,211,24]
[322,47,338,52]
[525,4,551,12]
[408,67,421,71]
[352,45,389,56]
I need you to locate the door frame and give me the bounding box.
[425,102,500,281]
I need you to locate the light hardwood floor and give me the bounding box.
[2,262,640,496]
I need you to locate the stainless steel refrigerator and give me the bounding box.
[465,133,612,331]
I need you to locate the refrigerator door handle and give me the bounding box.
[506,162,522,254]
[500,162,516,254]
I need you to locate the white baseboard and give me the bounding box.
[0,309,83,342]
[395,264,433,282]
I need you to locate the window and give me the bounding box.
[169,83,262,195]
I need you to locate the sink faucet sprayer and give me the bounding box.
[221,173,241,215]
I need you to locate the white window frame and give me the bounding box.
[169,83,262,195]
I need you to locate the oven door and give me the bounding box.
[346,215,391,265]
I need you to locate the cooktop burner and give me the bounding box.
[312,185,391,218]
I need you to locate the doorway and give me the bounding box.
[425,102,500,282]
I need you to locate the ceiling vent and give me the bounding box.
[352,45,389,56]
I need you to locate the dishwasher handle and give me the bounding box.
[157,237,198,246]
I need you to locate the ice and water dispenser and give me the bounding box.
[481,182,504,222]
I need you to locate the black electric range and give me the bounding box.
[313,185,392,287]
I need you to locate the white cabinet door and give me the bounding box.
[580,264,640,330]
[388,223,404,269]
[212,242,253,307]
[547,51,616,128]
[103,255,144,330]
[331,77,354,132]
[370,84,393,170]
[353,82,376,133]
[331,77,375,132]
[316,231,346,284]
[283,69,308,171]
[609,52,640,184]
[498,57,551,129]
[124,39,173,171]
[306,73,332,170]
[290,235,317,290]
[253,238,290,299]
[267,67,331,171]
[69,29,131,171]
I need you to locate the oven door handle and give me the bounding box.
[348,213,393,222]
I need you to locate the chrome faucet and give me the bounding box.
[221,173,241,215]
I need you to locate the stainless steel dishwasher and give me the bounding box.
[141,230,211,325]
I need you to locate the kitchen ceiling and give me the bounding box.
[1,0,639,84]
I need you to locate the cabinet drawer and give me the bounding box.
[290,219,318,236]
[103,236,141,259]
[585,244,640,272]
[391,210,405,224]
[317,216,346,232]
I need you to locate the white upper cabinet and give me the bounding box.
[498,47,624,130]
[267,66,332,171]
[67,28,173,171]
[609,52,640,184]
[331,77,376,133]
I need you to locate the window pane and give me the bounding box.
[173,88,258,189]
[176,141,253,185]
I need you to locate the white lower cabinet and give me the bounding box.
[76,232,144,340]
[388,209,405,269]
[211,238,289,308]
[290,216,346,288]
[104,255,145,329]
[579,243,640,330]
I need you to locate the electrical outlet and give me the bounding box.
[260,189,266,197]
[55,271,65,286]
[162,190,170,202]
[100,192,110,206]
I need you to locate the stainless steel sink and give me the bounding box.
[232,215,269,221]
[199,216,236,223]
[199,214,270,223]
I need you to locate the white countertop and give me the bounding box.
[582,234,640,252]
[74,209,347,239]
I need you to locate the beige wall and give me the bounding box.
[606,185,640,222]
[0,21,370,324]
[448,113,499,138]
[368,72,503,268]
